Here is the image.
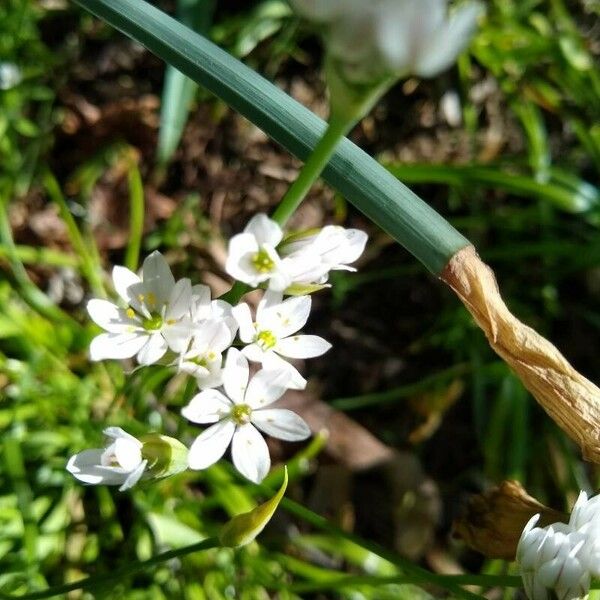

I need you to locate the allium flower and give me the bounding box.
[182,348,311,483]
[233,290,331,389]
[87,251,193,365]
[67,428,148,491]
[225,214,292,291]
[517,514,591,600]
[281,225,368,284]
[290,0,482,84]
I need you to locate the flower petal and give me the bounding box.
[191,284,212,321]
[188,420,235,470]
[252,408,311,441]
[66,449,128,486]
[225,233,260,284]
[114,437,143,471]
[223,348,249,404]
[245,368,291,409]
[231,424,270,483]
[119,459,147,491]
[232,303,255,343]
[112,265,142,306]
[89,332,147,361]
[162,319,193,353]
[262,354,307,390]
[87,299,138,333]
[182,390,232,424]
[103,427,142,446]
[142,250,175,307]
[276,335,331,359]
[267,295,312,338]
[244,214,283,247]
[136,333,168,365]
[166,278,192,321]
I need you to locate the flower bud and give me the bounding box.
[139,433,189,479]
[219,467,288,547]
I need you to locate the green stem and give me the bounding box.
[0,537,219,600]
[0,245,79,268]
[124,161,145,271]
[271,114,353,226]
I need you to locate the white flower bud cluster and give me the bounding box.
[517,492,600,600]
[68,214,367,486]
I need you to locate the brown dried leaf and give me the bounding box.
[441,245,600,462]
[452,480,566,559]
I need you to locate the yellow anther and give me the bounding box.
[126,308,136,319]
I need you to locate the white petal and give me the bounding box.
[225,233,261,285]
[414,3,482,77]
[119,459,147,491]
[270,295,312,337]
[142,251,175,307]
[245,368,291,409]
[103,427,142,446]
[89,332,147,361]
[191,284,212,321]
[256,289,283,326]
[188,420,235,470]
[166,278,192,320]
[112,265,142,305]
[87,299,138,333]
[241,344,268,363]
[262,353,307,390]
[136,333,168,365]
[193,319,234,352]
[252,409,311,441]
[232,303,255,343]
[231,424,270,483]
[182,390,232,424]
[276,335,331,359]
[162,318,193,353]
[223,348,249,404]
[114,437,143,470]
[66,449,128,486]
[244,213,283,247]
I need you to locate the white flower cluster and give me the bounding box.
[290,0,482,84]
[69,214,367,486]
[517,491,600,600]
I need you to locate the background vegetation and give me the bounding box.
[1,0,599,597]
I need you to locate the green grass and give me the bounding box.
[0,0,599,598]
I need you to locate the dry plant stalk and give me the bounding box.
[441,245,600,462]
[452,480,566,559]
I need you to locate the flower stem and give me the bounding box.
[125,160,145,271]
[271,114,353,226]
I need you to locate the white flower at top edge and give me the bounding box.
[182,348,311,483]
[290,0,482,84]
[232,290,331,389]
[280,225,368,284]
[66,427,148,492]
[87,251,193,365]
[225,214,291,291]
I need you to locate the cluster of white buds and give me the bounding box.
[69,214,367,486]
[517,491,600,600]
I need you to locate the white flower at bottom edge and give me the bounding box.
[87,251,193,366]
[232,290,331,389]
[225,214,292,291]
[66,428,148,492]
[516,514,591,600]
[182,348,311,483]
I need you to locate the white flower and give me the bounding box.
[281,225,368,284]
[178,319,235,388]
[232,290,331,389]
[66,427,148,492]
[182,348,311,483]
[87,251,193,365]
[290,0,482,84]
[517,514,591,600]
[225,214,291,291]
[190,284,238,337]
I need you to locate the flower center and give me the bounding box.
[255,330,276,350]
[230,403,252,425]
[142,313,163,331]
[251,248,275,274]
